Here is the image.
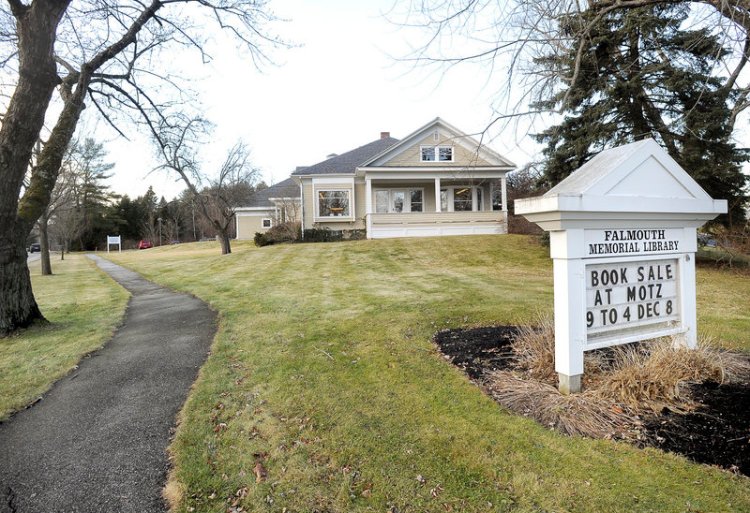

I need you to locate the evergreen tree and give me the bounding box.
[67,138,119,249]
[534,4,748,226]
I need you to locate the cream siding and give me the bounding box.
[354,181,366,220]
[302,180,314,229]
[236,212,274,239]
[383,133,493,167]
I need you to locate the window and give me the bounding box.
[440,186,485,212]
[375,190,389,213]
[392,191,405,212]
[262,218,272,228]
[453,187,473,211]
[410,190,423,212]
[421,146,436,162]
[318,190,351,217]
[374,189,424,213]
[492,187,503,211]
[420,145,454,162]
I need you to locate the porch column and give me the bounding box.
[434,177,441,212]
[501,175,508,212]
[365,178,373,239]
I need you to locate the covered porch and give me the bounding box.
[363,174,508,239]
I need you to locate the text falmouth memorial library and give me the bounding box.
[588,229,680,256]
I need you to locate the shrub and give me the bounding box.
[254,232,270,247]
[254,222,301,247]
[302,228,366,243]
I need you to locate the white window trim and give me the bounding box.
[440,185,485,212]
[420,145,454,163]
[315,188,354,220]
[261,218,273,228]
[374,188,425,214]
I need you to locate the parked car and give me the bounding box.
[28,242,40,253]
[137,240,153,250]
[697,233,717,248]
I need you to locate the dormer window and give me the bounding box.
[420,145,454,162]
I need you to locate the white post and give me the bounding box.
[553,257,586,394]
[471,187,478,212]
[365,178,373,239]
[500,175,508,212]
[550,230,586,394]
[677,254,698,349]
[434,178,441,212]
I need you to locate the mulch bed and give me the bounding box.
[434,326,750,476]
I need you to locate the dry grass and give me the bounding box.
[510,314,556,383]
[485,371,637,438]
[594,339,750,411]
[487,316,750,438]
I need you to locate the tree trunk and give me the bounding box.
[39,213,52,275]
[0,242,45,335]
[0,1,71,335]
[219,232,232,255]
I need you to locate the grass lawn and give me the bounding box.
[0,254,129,419]
[106,236,750,513]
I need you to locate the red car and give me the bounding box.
[137,240,153,250]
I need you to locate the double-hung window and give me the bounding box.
[375,189,424,213]
[440,186,485,212]
[318,190,351,217]
[420,145,454,162]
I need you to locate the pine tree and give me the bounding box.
[535,4,748,226]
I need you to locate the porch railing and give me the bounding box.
[369,211,505,225]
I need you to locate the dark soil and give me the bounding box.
[434,326,750,476]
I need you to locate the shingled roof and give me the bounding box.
[292,136,400,176]
[241,177,299,208]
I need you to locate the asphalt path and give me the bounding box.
[0,255,216,513]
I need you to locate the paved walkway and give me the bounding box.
[0,255,216,513]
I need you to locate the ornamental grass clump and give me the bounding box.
[595,339,750,411]
[484,371,637,438]
[488,316,750,438]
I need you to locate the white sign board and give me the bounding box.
[585,259,680,345]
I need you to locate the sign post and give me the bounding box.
[515,139,726,393]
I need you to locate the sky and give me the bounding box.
[100,0,542,200]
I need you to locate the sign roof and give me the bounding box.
[515,139,727,222]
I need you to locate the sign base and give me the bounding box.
[558,373,582,395]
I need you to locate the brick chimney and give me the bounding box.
[380,131,390,139]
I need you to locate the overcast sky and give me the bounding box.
[99,0,542,200]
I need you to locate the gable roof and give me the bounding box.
[515,138,727,226]
[292,137,400,176]
[241,177,299,208]
[544,138,711,200]
[361,117,515,168]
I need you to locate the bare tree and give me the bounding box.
[37,149,77,274]
[395,1,750,134]
[154,115,259,254]
[0,0,283,335]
